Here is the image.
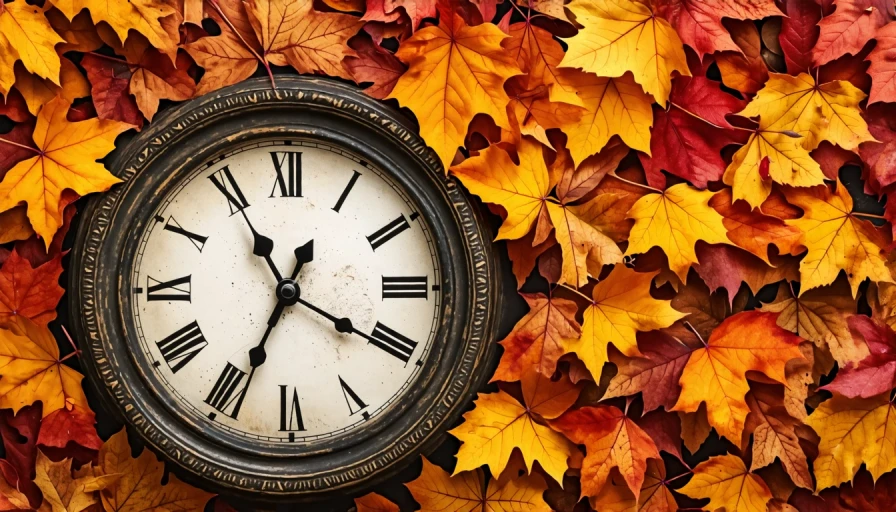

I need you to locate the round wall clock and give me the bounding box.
[69,77,501,501]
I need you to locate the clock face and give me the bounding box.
[130,139,442,445]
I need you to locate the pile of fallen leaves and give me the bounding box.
[1,0,896,510]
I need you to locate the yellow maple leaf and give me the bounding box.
[14,58,89,116]
[0,1,63,97]
[559,0,689,105]
[51,0,178,61]
[672,311,804,443]
[407,457,550,512]
[567,265,685,380]
[389,13,521,169]
[555,69,653,167]
[34,452,119,512]
[724,130,825,208]
[546,198,623,288]
[739,73,875,151]
[806,392,896,491]
[625,183,732,281]
[451,139,550,241]
[451,371,580,484]
[98,430,214,512]
[785,182,894,297]
[678,454,772,512]
[0,96,131,245]
[0,316,89,418]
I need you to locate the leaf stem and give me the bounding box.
[86,52,130,65]
[0,137,38,154]
[683,321,707,347]
[853,212,887,221]
[608,173,663,194]
[59,326,82,363]
[663,469,693,485]
[556,282,594,303]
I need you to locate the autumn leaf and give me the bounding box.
[0,207,33,245]
[552,405,660,500]
[492,293,581,382]
[710,188,803,265]
[0,317,88,418]
[566,265,685,380]
[0,2,63,97]
[806,391,896,491]
[504,19,581,108]
[14,59,89,117]
[678,454,773,512]
[0,249,63,327]
[80,54,142,128]
[716,19,769,95]
[344,33,406,100]
[34,452,117,512]
[128,50,195,121]
[97,429,214,512]
[785,181,894,297]
[672,311,804,443]
[590,458,678,512]
[354,492,399,512]
[450,371,580,483]
[406,457,550,512]
[560,0,689,105]
[545,198,624,288]
[868,21,896,104]
[625,183,732,281]
[388,12,521,168]
[812,0,894,66]
[184,1,261,96]
[0,97,131,245]
[821,315,896,398]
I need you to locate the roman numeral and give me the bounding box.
[279,385,306,433]
[162,217,207,252]
[382,276,428,299]
[208,166,249,215]
[367,215,410,251]
[369,322,418,363]
[339,376,369,418]
[332,170,361,212]
[146,275,191,302]
[205,363,248,419]
[156,321,207,373]
[269,151,302,197]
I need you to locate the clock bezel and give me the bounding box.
[69,77,500,500]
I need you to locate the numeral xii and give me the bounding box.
[270,151,302,197]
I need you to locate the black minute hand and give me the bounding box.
[295,297,379,345]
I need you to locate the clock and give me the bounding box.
[69,77,501,501]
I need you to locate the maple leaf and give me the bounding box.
[552,405,660,500]
[354,492,399,512]
[710,188,803,265]
[860,103,896,191]
[545,198,624,288]
[492,293,581,382]
[560,0,689,105]
[34,452,117,512]
[0,405,41,507]
[812,0,894,66]
[867,21,896,104]
[806,391,896,491]
[128,50,195,122]
[0,207,33,245]
[678,454,773,512]
[0,249,63,327]
[590,458,678,512]
[0,317,88,418]
[778,0,821,74]
[625,183,732,281]
[761,281,864,366]
[14,59,89,117]
[566,265,685,380]
[554,70,653,167]
[0,2,63,97]
[406,457,550,512]
[46,9,103,54]
[450,371,580,484]
[785,181,894,297]
[672,311,804,443]
[639,75,748,190]
[695,246,801,305]
[821,315,896,398]
[388,13,520,169]
[653,0,782,58]
[739,73,874,152]
[184,1,261,96]
[554,140,629,204]
[715,20,769,95]
[80,54,142,128]
[745,381,814,489]
[97,429,214,512]
[37,405,103,452]
[0,97,131,245]
[51,0,179,61]
[344,34,406,100]
[505,20,581,108]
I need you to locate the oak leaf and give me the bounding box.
[0,2,63,97]
[552,405,660,500]
[785,181,894,297]
[806,392,896,491]
[34,452,117,512]
[450,371,580,483]
[672,311,804,443]
[560,0,689,104]
[812,0,893,66]
[625,183,732,281]
[0,249,63,327]
[97,429,214,512]
[492,293,581,382]
[739,73,874,152]
[678,454,773,512]
[0,97,131,245]
[567,265,685,380]
[388,13,520,168]
[0,317,88,418]
[354,492,399,512]
[821,316,896,398]
[406,457,550,512]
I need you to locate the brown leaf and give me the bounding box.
[80,54,142,128]
[344,33,406,99]
[0,249,64,327]
[745,381,813,489]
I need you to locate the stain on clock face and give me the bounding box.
[131,140,442,443]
